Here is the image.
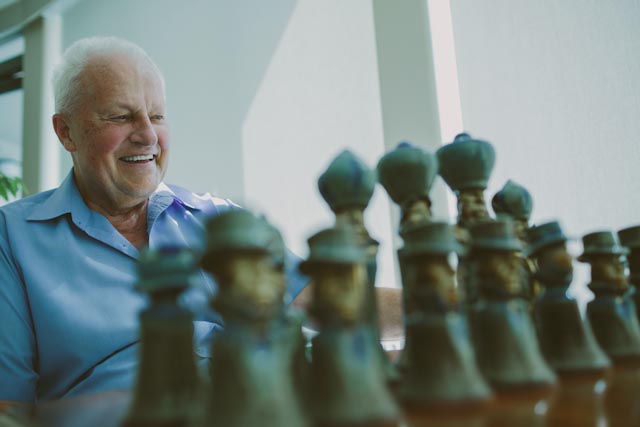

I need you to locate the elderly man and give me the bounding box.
[0,37,309,403]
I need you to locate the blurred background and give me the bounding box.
[1,0,638,308]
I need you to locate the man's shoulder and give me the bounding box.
[161,183,241,214]
[0,189,58,220]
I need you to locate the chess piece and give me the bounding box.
[264,219,309,397]
[618,225,640,322]
[529,222,609,372]
[318,150,395,380]
[437,132,495,305]
[397,221,491,424]
[300,226,399,427]
[122,247,201,427]
[377,142,439,375]
[469,220,556,386]
[528,221,610,426]
[491,180,532,242]
[579,231,640,360]
[468,220,556,426]
[201,210,309,427]
[437,132,494,230]
[377,141,438,228]
[492,180,538,301]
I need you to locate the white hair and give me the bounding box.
[52,36,165,114]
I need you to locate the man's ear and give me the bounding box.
[52,114,76,152]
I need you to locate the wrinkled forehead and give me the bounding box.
[78,53,165,101]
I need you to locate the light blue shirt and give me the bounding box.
[0,172,307,402]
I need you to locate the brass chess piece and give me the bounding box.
[397,221,491,426]
[377,141,439,375]
[491,180,533,242]
[201,210,309,427]
[618,225,640,322]
[122,247,201,427]
[437,132,494,232]
[579,231,640,360]
[492,179,538,301]
[377,141,438,228]
[300,226,399,427]
[437,132,495,305]
[318,150,395,380]
[528,221,610,426]
[580,230,640,427]
[467,220,556,426]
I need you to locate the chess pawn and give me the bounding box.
[491,180,533,242]
[397,221,491,424]
[527,221,610,426]
[264,219,310,397]
[318,150,393,378]
[618,225,640,322]
[492,180,538,302]
[122,247,201,427]
[468,220,556,426]
[376,141,438,228]
[579,230,640,427]
[437,132,495,305]
[300,226,399,427]
[201,210,309,427]
[579,231,640,360]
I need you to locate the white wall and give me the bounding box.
[450,0,640,305]
[242,0,395,287]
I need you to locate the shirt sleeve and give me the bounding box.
[0,216,38,402]
[284,248,309,304]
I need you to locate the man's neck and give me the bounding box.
[85,198,150,249]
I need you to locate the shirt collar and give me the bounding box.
[27,171,204,222]
[27,171,77,221]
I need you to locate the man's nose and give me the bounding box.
[131,115,158,145]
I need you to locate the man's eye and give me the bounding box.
[151,115,165,122]
[110,115,130,121]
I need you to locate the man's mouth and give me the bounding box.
[120,154,157,163]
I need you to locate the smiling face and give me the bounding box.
[53,54,169,213]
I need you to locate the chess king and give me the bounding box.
[579,231,640,361]
[201,210,309,427]
[300,226,399,427]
